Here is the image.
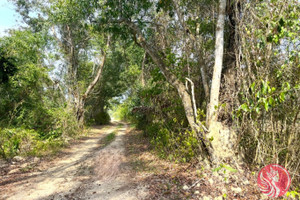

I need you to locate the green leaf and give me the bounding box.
[256,91,261,98]
[284,82,291,90]
[279,18,285,26]
[268,97,275,106]
[262,81,267,95]
[223,164,237,173]
[267,85,271,93]
[250,82,255,92]
[271,87,276,92]
[264,101,269,112]
[280,92,286,102]
[255,107,260,113]
[212,166,222,172]
[267,35,273,43]
[241,103,249,112]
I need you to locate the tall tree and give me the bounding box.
[97,0,241,161]
[12,0,110,125]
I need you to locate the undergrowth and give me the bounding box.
[0,128,72,159]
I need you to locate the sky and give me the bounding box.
[0,0,21,36]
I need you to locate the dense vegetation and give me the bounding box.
[0,0,299,190]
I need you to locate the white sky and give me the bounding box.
[0,0,21,36]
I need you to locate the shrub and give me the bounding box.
[147,123,200,163]
[94,111,111,125]
[0,128,38,159]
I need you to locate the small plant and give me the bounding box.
[212,163,237,173]
[0,128,38,159]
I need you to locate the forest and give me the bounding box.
[0,0,299,199]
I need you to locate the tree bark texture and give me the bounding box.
[207,0,226,127]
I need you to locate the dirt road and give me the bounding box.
[0,122,148,200]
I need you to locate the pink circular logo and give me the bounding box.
[257,164,291,197]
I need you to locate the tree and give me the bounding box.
[85,41,144,124]
[204,0,231,162]
[100,0,238,161]
[12,0,111,125]
[206,0,226,127]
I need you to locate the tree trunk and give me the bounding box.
[141,52,146,87]
[76,36,110,125]
[77,99,85,125]
[204,0,237,163]
[124,20,214,159]
[207,0,226,127]
[200,65,210,102]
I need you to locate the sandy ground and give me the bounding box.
[0,123,148,200]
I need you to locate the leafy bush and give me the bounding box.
[48,107,81,138]
[113,101,132,122]
[0,126,76,159]
[113,80,200,162]
[32,138,66,157]
[149,124,200,162]
[94,111,111,125]
[0,128,38,159]
[0,31,84,160]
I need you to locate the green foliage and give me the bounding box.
[151,127,199,162]
[0,48,17,84]
[0,128,38,159]
[212,163,237,173]
[0,30,50,127]
[235,1,300,187]
[94,111,111,125]
[0,127,68,159]
[114,78,199,162]
[234,79,295,119]
[85,42,143,124]
[286,190,300,199]
[0,29,81,159]
[113,101,132,121]
[104,132,116,145]
[99,132,116,147]
[46,107,80,138]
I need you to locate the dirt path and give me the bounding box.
[0,122,148,200]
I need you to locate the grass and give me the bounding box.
[117,124,124,128]
[99,132,116,147]
[106,132,116,143]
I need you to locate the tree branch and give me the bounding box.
[82,35,111,101]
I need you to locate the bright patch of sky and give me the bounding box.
[0,0,21,36]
